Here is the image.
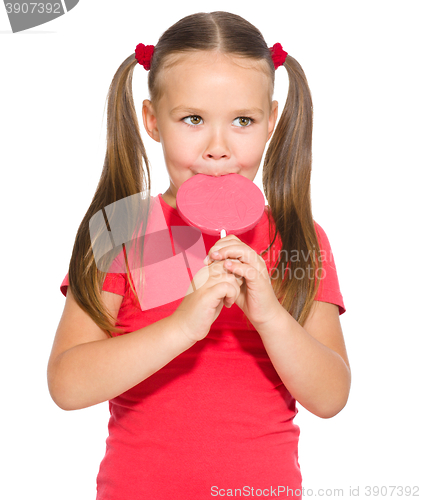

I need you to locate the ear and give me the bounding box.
[267,100,278,142]
[142,99,160,143]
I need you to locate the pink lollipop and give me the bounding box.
[176,173,265,238]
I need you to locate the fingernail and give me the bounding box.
[203,256,210,265]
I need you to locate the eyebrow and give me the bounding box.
[169,106,265,117]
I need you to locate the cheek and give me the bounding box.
[161,129,193,158]
[161,131,199,171]
[237,133,267,166]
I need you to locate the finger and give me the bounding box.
[211,280,237,307]
[210,260,243,285]
[206,236,242,262]
[226,262,244,286]
[221,258,271,285]
[225,266,244,287]
[224,260,261,282]
[209,244,266,274]
[207,241,237,258]
[222,281,240,308]
[207,261,244,293]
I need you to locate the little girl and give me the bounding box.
[48,11,351,500]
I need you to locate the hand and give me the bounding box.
[172,258,244,343]
[205,234,280,328]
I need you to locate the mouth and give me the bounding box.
[194,173,235,177]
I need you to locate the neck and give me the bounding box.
[162,189,177,210]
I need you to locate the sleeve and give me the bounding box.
[60,272,127,298]
[314,221,346,315]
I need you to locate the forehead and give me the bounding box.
[155,51,273,111]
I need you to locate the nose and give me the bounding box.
[203,127,230,162]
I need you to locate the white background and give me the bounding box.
[1,1,420,498]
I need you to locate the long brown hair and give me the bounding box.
[66,11,321,336]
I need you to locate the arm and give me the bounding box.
[47,287,196,411]
[253,300,351,419]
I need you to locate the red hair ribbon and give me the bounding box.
[270,43,288,69]
[135,43,155,70]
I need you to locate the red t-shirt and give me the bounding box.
[60,194,345,499]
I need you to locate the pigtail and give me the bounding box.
[262,55,322,326]
[67,55,150,336]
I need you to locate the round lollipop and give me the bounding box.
[176,173,265,238]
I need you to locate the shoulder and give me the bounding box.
[312,220,339,268]
[312,221,346,315]
[313,221,341,271]
[313,220,331,248]
[60,272,127,298]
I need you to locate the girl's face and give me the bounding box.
[142,51,278,209]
